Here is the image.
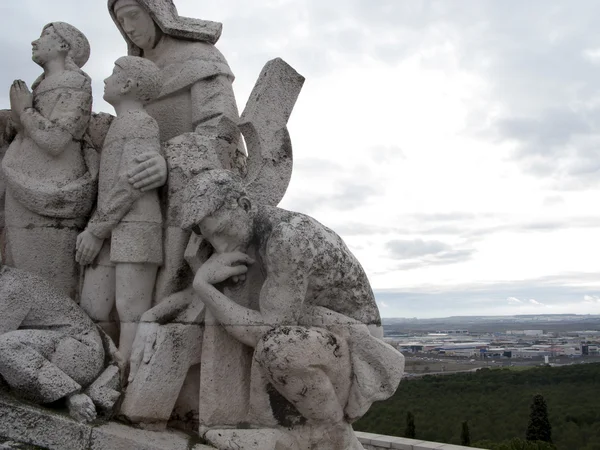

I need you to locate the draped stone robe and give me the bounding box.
[1,71,97,298]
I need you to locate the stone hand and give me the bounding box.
[129,320,159,383]
[128,153,167,192]
[194,251,255,286]
[9,80,33,115]
[75,231,103,266]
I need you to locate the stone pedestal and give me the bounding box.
[0,391,215,450]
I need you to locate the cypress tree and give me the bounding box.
[461,420,471,446]
[405,411,416,439]
[526,394,552,443]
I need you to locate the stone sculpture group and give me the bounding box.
[0,1,405,449]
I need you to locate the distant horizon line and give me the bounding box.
[382,313,600,320]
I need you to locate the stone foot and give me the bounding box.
[66,392,97,423]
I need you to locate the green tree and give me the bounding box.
[526,394,552,443]
[461,420,471,446]
[405,411,416,438]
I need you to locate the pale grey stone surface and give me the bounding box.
[413,443,447,449]
[354,432,484,450]
[0,391,216,450]
[240,58,305,207]
[2,23,96,299]
[204,429,299,450]
[0,392,92,450]
[0,267,120,422]
[121,320,203,429]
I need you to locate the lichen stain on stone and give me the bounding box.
[266,382,306,428]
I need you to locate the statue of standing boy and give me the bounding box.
[77,56,163,364]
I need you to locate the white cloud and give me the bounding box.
[582,48,600,65]
[508,297,523,305]
[583,295,600,304]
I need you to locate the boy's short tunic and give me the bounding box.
[87,110,163,265]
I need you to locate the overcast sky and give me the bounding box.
[2,1,600,318]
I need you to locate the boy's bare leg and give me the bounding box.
[115,263,158,364]
[80,265,117,342]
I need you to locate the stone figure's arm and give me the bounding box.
[193,225,314,348]
[20,86,92,157]
[193,251,266,347]
[86,136,159,239]
[141,286,196,324]
[191,75,239,154]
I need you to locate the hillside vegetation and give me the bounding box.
[354,363,600,450]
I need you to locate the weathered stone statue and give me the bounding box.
[120,57,304,431]
[78,56,164,363]
[0,2,406,449]
[129,169,405,449]
[108,0,240,302]
[1,22,97,299]
[0,264,121,423]
[0,21,167,298]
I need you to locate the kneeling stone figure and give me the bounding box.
[0,265,121,422]
[132,169,405,449]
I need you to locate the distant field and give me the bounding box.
[354,362,600,450]
[382,315,600,334]
[403,354,600,376]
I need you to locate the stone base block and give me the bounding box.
[0,392,214,450]
[204,429,300,450]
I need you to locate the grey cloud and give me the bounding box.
[374,271,600,318]
[334,223,398,236]
[285,180,379,215]
[334,213,600,243]
[387,239,450,259]
[331,222,465,238]
[543,195,564,207]
[410,212,478,222]
[419,225,465,235]
[464,216,600,240]
[330,182,378,210]
[497,110,591,158]
[385,238,475,270]
[293,158,343,174]
[446,2,600,187]
[369,145,406,165]
[394,249,474,270]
